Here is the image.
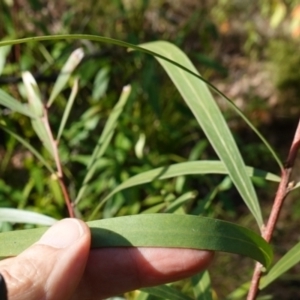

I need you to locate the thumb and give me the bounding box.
[0,219,90,300]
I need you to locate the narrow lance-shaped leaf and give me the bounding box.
[139,41,263,227]
[22,71,44,117]
[225,242,300,300]
[48,48,84,107]
[260,240,300,289]
[74,85,131,205]
[0,35,281,169]
[0,35,282,169]
[57,77,79,142]
[89,160,280,219]
[92,67,110,100]
[22,71,54,157]
[225,282,250,300]
[217,240,300,300]
[0,214,273,268]
[0,208,57,226]
[164,191,196,213]
[0,89,36,118]
[196,176,232,214]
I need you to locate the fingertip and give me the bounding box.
[185,249,215,270]
[136,248,214,284]
[77,246,214,299]
[37,218,90,249]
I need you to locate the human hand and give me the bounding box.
[0,218,214,300]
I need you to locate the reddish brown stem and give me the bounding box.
[57,176,75,218]
[43,108,75,218]
[247,118,300,300]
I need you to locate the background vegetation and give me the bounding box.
[1,0,300,298]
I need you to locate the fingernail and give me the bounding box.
[37,219,84,249]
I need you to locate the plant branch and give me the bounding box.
[247,117,300,300]
[42,107,75,218]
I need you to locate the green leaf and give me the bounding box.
[135,132,146,159]
[0,35,282,170]
[193,176,232,215]
[260,240,300,289]
[141,203,166,214]
[164,191,196,213]
[226,282,272,300]
[56,77,79,142]
[192,271,213,300]
[139,41,263,226]
[48,48,84,107]
[22,71,44,117]
[92,67,110,100]
[0,88,36,118]
[74,85,131,205]
[0,208,57,226]
[0,214,273,267]
[136,291,159,300]
[219,239,300,300]
[22,71,54,156]
[30,118,55,156]
[89,161,279,219]
[225,282,250,300]
[141,285,192,300]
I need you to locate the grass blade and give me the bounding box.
[0,88,36,118]
[48,48,84,107]
[89,160,279,219]
[74,85,131,205]
[22,71,54,156]
[0,35,282,170]
[225,282,250,300]
[0,208,57,226]
[56,77,79,142]
[22,71,44,117]
[0,214,273,267]
[139,41,263,226]
[164,191,196,213]
[219,240,300,300]
[260,241,300,289]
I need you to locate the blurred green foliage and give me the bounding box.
[268,40,300,108]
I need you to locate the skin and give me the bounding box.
[0,219,214,300]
